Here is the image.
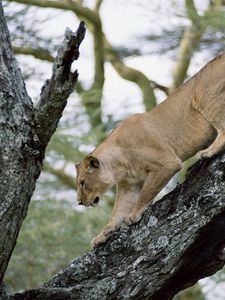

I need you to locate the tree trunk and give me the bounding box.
[0,2,41,281]
[0,0,85,287]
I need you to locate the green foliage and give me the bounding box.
[47,132,85,162]
[5,198,111,292]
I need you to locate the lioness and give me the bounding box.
[76,54,225,248]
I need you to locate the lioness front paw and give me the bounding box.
[90,234,108,249]
[90,224,119,248]
[196,150,212,160]
[124,213,142,226]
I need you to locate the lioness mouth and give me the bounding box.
[94,196,99,204]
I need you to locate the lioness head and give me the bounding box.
[75,155,112,207]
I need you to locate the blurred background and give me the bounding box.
[2,0,225,299]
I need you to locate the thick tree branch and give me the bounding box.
[10,152,225,299]
[34,22,86,148]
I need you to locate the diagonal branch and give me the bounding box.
[34,21,86,148]
[10,152,225,300]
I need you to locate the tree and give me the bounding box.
[0,0,85,292]
[1,1,225,299]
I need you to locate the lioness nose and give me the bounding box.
[78,201,82,205]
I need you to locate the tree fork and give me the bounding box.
[0,0,85,285]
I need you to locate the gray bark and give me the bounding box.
[0,0,85,285]
[8,153,225,300]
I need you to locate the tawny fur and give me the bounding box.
[76,54,225,248]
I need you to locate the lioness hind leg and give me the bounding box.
[197,129,225,159]
[193,94,225,159]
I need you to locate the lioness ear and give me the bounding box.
[75,162,80,170]
[86,156,100,172]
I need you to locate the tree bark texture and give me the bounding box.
[0,1,85,284]
[9,153,225,300]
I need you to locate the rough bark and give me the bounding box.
[0,0,85,285]
[0,1,39,281]
[8,152,225,300]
